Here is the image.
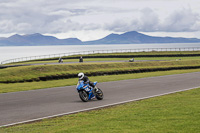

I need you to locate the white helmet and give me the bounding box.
[78,72,84,80]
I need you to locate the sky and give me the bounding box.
[0,0,200,41]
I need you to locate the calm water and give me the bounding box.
[1,43,200,63]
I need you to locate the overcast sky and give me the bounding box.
[0,0,200,41]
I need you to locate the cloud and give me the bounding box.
[0,0,100,34]
[0,0,200,40]
[139,8,160,31]
[103,8,160,32]
[161,8,200,32]
[104,7,200,33]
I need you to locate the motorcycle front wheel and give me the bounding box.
[79,90,89,102]
[96,88,103,100]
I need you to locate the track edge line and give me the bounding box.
[1,86,200,128]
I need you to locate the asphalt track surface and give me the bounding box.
[0,72,200,127]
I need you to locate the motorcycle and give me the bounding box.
[76,81,103,102]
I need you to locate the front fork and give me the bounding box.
[88,88,94,100]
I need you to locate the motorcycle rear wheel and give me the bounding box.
[96,88,103,100]
[79,90,89,102]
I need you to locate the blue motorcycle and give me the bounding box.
[76,81,103,102]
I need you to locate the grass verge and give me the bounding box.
[1,60,200,83]
[0,68,200,93]
[4,50,200,66]
[24,51,200,60]
[5,56,200,66]
[1,86,199,132]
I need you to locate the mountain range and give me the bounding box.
[0,31,200,46]
[0,33,82,46]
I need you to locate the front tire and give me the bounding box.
[79,90,89,102]
[96,88,103,100]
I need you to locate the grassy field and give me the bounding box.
[1,86,199,132]
[0,51,200,132]
[0,68,199,93]
[5,56,200,65]
[86,50,200,55]
[1,60,200,83]
[31,51,200,59]
[4,50,200,65]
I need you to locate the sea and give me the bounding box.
[1,43,200,63]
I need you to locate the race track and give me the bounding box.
[0,72,200,127]
[1,59,169,69]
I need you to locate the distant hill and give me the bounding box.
[0,31,200,46]
[84,31,200,44]
[0,33,82,46]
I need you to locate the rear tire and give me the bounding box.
[79,90,88,102]
[96,88,103,100]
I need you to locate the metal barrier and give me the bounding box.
[1,47,200,64]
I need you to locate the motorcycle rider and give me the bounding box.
[78,72,98,91]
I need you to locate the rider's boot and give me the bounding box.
[94,86,98,92]
[94,86,101,94]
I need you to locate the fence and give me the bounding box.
[1,47,200,64]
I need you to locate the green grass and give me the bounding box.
[1,51,200,132]
[5,56,200,65]
[37,51,200,58]
[4,50,200,65]
[0,68,200,93]
[137,56,200,60]
[1,85,199,132]
[86,50,200,55]
[1,60,200,83]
